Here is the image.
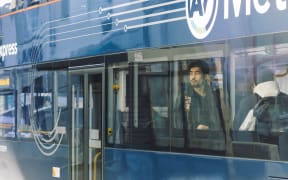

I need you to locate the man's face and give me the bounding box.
[189,67,204,87]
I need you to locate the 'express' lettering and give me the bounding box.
[0,43,18,58]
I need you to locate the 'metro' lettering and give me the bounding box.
[224,0,287,19]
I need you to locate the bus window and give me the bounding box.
[0,0,12,15]
[107,65,130,145]
[0,93,15,138]
[136,62,170,148]
[0,71,16,138]
[107,47,228,155]
[172,58,226,154]
[17,69,68,143]
[232,37,288,161]
[0,0,59,16]
[107,61,170,149]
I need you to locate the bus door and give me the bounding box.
[69,67,104,180]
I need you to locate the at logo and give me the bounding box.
[186,0,218,39]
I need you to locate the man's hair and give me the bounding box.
[188,60,210,74]
[256,68,274,84]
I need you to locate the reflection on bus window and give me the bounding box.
[175,60,223,130]
[0,94,15,138]
[107,63,171,148]
[17,70,68,143]
[0,0,12,14]
[107,67,130,145]
[108,54,227,155]
[136,62,169,148]
[173,59,226,153]
[0,0,58,15]
[232,43,288,161]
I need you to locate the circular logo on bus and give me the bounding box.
[186,0,218,39]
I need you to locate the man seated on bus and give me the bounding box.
[240,68,288,133]
[177,60,223,130]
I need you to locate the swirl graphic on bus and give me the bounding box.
[186,0,218,39]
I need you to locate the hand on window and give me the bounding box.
[184,96,191,112]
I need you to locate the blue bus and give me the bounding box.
[1,0,288,179]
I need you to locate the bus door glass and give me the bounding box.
[70,68,104,180]
[0,72,15,139]
[0,91,15,138]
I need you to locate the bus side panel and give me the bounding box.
[104,148,288,180]
[0,140,68,180]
